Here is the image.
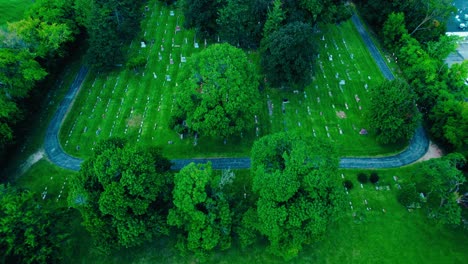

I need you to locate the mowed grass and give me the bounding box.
[263,21,403,156]
[72,167,468,263]
[61,1,403,159]
[0,0,32,25]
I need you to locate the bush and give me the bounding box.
[357,173,368,184]
[397,184,419,207]
[344,180,353,190]
[369,172,379,184]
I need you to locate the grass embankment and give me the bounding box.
[0,0,32,26]
[60,2,404,160]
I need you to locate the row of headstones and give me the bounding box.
[341,173,387,214]
[41,176,67,203]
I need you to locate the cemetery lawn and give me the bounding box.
[0,0,32,26]
[60,0,404,160]
[70,167,468,263]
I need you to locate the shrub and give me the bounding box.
[344,180,353,190]
[369,172,379,184]
[397,184,419,207]
[357,173,368,184]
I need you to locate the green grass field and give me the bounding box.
[0,0,32,25]
[60,1,404,160]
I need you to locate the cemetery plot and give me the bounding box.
[264,21,403,156]
[60,1,257,158]
[61,2,403,159]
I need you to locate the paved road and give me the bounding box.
[44,67,88,171]
[351,14,395,81]
[44,15,428,172]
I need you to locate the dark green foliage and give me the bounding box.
[126,55,147,71]
[246,132,345,260]
[82,0,145,67]
[0,184,72,263]
[217,0,270,48]
[68,138,172,253]
[173,43,261,138]
[357,173,368,184]
[261,22,316,87]
[397,183,419,207]
[344,180,354,190]
[368,79,421,144]
[369,172,379,184]
[182,0,222,38]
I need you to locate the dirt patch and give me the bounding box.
[127,114,143,127]
[416,141,443,163]
[19,149,44,175]
[336,111,347,119]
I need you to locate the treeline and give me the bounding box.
[182,0,351,87]
[0,0,145,159]
[384,14,467,156]
[67,134,345,261]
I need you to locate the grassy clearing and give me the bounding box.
[0,0,32,26]
[60,1,404,160]
[71,167,468,263]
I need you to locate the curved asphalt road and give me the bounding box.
[44,15,428,171]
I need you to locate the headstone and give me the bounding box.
[141,42,146,48]
[345,103,349,110]
[359,129,368,135]
[339,80,345,85]
[317,97,320,103]
[153,72,157,79]
[360,183,363,188]
[194,42,199,48]
[181,56,186,62]
[170,10,175,16]
[166,75,171,81]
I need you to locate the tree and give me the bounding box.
[382,12,408,52]
[369,172,379,184]
[299,0,351,25]
[397,183,419,207]
[243,132,344,260]
[261,22,316,88]
[172,43,261,138]
[357,173,368,184]
[167,162,232,258]
[367,79,421,144]
[82,0,145,67]
[0,184,72,263]
[182,0,223,38]
[0,94,21,148]
[68,138,172,253]
[0,48,47,99]
[263,0,285,38]
[217,0,270,48]
[126,55,146,72]
[417,157,466,225]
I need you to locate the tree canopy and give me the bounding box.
[167,162,232,258]
[240,132,344,260]
[367,79,421,144]
[0,184,72,263]
[68,138,172,253]
[261,22,316,88]
[172,43,261,138]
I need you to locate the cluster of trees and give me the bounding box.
[355,0,455,44]
[0,184,74,263]
[0,0,80,154]
[398,154,467,226]
[382,12,467,156]
[67,134,344,260]
[181,0,351,87]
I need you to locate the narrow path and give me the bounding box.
[44,15,428,172]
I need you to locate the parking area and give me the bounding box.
[447,0,468,32]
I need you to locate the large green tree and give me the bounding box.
[368,79,421,144]
[168,162,232,258]
[68,138,172,253]
[261,22,316,88]
[0,184,72,263]
[415,157,466,225]
[172,43,261,138]
[182,0,223,38]
[216,0,270,48]
[240,133,344,260]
